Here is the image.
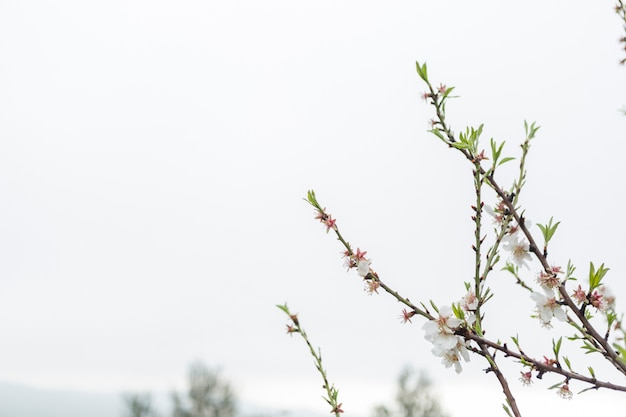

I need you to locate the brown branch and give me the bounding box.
[465,331,626,392]
[477,342,522,417]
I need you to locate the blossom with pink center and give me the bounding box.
[400,308,414,324]
[462,290,478,311]
[354,248,367,261]
[423,306,464,350]
[342,256,357,271]
[343,248,370,272]
[589,290,607,311]
[431,338,470,374]
[314,209,327,222]
[502,234,532,269]
[364,279,380,295]
[537,270,560,289]
[557,384,573,400]
[519,371,533,386]
[572,285,587,304]
[324,216,337,233]
[531,290,567,326]
[484,201,507,224]
[460,291,478,325]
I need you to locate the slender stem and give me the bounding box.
[279,306,344,417]
[473,163,485,334]
[463,331,626,392]
[477,342,522,417]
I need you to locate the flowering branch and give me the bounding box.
[463,331,626,392]
[277,304,344,416]
[306,188,626,416]
[305,190,436,322]
[299,58,626,414]
[417,60,626,376]
[288,7,626,414]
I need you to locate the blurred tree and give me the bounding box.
[372,367,448,417]
[123,393,157,417]
[171,361,237,417]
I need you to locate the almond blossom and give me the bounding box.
[423,305,470,373]
[502,233,532,269]
[357,259,371,277]
[461,290,478,325]
[557,384,573,400]
[431,340,470,374]
[531,290,567,326]
[519,371,533,386]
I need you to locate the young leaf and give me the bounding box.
[415,61,428,82]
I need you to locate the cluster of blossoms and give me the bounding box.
[312,206,379,294]
[422,306,470,373]
[342,248,370,277]
[485,199,533,269]
[314,207,337,233]
[531,266,567,327]
[342,248,380,294]
[484,199,509,225]
[572,284,616,312]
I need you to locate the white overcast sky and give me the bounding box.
[1,1,626,416]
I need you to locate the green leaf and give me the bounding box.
[276,303,290,315]
[451,302,465,320]
[511,335,520,349]
[588,262,610,291]
[552,337,562,358]
[563,356,572,371]
[588,366,596,378]
[498,157,515,166]
[524,120,540,139]
[581,341,599,354]
[537,217,561,245]
[305,189,322,210]
[429,129,446,142]
[451,141,470,150]
[415,61,428,82]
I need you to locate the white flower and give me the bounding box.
[459,291,478,326]
[462,290,478,311]
[431,338,470,374]
[423,305,469,372]
[422,306,462,338]
[502,234,532,269]
[423,324,459,350]
[531,290,567,325]
[356,259,371,277]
